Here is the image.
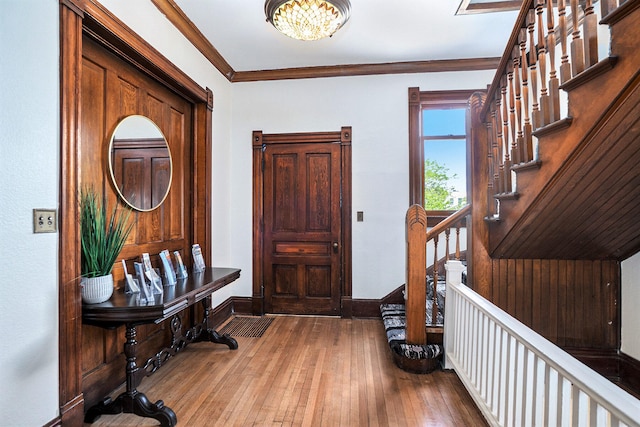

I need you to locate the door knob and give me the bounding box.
[332,242,339,252]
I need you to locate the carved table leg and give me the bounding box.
[84,323,177,427]
[193,297,238,349]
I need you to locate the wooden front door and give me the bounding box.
[253,129,352,316]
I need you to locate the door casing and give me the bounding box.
[252,128,352,317]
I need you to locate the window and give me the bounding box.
[423,108,466,210]
[408,88,480,211]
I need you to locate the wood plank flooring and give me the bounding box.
[84,316,487,426]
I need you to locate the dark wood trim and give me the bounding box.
[408,88,484,208]
[150,0,235,81]
[149,0,500,82]
[559,56,618,92]
[59,1,211,424]
[59,2,84,425]
[252,128,352,317]
[232,58,501,82]
[408,87,423,206]
[192,90,214,263]
[601,0,640,25]
[351,299,384,318]
[567,347,640,399]
[252,131,265,315]
[231,297,254,316]
[80,0,207,103]
[351,283,406,318]
[340,127,353,318]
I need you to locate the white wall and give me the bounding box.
[622,252,640,360]
[0,1,60,425]
[229,71,494,299]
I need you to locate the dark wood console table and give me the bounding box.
[83,267,241,427]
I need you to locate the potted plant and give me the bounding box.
[80,186,133,304]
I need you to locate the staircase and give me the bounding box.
[465,0,640,395]
[472,0,640,261]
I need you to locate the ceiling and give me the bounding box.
[161,0,522,81]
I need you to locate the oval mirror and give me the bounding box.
[108,115,172,211]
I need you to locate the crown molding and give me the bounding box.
[151,0,235,81]
[152,0,500,83]
[231,57,500,82]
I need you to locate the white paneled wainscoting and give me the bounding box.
[444,260,640,427]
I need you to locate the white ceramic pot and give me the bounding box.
[81,274,114,304]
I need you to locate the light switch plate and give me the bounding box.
[33,209,57,233]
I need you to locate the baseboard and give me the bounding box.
[619,351,640,398]
[565,347,640,399]
[210,296,253,328]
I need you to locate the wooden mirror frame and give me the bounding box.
[59,1,213,424]
[108,115,173,212]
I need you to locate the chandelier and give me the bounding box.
[264,0,351,41]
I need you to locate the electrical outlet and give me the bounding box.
[33,209,57,233]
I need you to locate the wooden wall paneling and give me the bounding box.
[482,258,620,351]
[514,259,525,324]
[531,259,541,333]
[556,259,567,347]
[60,1,212,422]
[507,258,517,317]
[548,259,559,343]
[541,259,551,340]
[78,44,194,405]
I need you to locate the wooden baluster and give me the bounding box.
[432,234,439,326]
[570,0,586,76]
[455,225,461,260]
[494,93,505,194]
[583,0,599,68]
[486,121,496,216]
[536,0,550,127]
[519,28,534,163]
[547,0,560,122]
[508,55,519,165]
[528,10,540,130]
[513,46,524,165]
[489,105,500,211]
[600,0,617,17]
[445,228,451,263]
[558,0,572,84]
[501,77,512,193]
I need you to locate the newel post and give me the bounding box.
[444,259,465,369]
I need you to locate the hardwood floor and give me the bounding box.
[84,316,487,426]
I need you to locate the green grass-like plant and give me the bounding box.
[80,186,134,278]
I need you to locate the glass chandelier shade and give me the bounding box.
[264,0,351,41]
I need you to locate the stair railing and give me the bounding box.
[444,259,640,426]
[405,204,471,345]
[482,0,624,218]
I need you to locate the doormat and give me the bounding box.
[218,316,273,338]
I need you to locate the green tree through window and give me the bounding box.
[424,159,466,210]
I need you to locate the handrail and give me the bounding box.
[480,0,534,120]
[426,204,471,241]
[444,260,640,426]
